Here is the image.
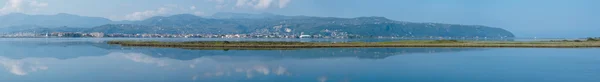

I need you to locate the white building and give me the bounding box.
[299,35,311,38]
[90,32,104,38]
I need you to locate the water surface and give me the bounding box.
[0,38,598,82]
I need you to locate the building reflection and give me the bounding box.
[3,41,484,61]
[1,41,484,80]
[126,47,484,61]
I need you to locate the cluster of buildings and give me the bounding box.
[0,32,360,39]
[0,32,104,38]
[51,32,105,38]
[1,32,507,39]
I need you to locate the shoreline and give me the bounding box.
[107,40,600,49]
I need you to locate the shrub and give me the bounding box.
[431,40,461,43]
[587,38,598,41]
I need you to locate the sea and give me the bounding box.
[0,38,598,82]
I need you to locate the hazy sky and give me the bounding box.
[0,0,598,38]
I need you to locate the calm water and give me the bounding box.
[0,38,599,82]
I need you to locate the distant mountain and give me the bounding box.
[0,25,87,33]
[3,13,515,38]
[0,13,114,28]
[0,25,45,33]
[86,13,515,37]
[210,12,283,19]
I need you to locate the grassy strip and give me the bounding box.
[107,40,600,49]
[182,47,300,50]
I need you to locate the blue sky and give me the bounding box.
[0,0,598,38]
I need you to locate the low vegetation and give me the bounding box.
[548,37,600,42]
[587,38,599,41]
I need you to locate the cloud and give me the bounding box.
[190,6,197,10]
[0,0,25,15]
[121,53,169,67]
[234,0,248,7]
[206,0,228,9]
[209,0,291,10]
[318,76,328,82]
[253,0,273,9]
[122,4,206,20]
[0,0,48,15]
[214,0,226,4]
[124,7,170,20]
[278,0,291,8]
[28,1,48,7]
[274,66,287,75]
[0,57,49,76]
[253,65,270,75]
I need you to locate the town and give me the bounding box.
[0,32,364,39]
[0,32,516,41]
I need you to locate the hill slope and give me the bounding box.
[2,13,514,38]
[87,13,514,37]
[0,13,114,28]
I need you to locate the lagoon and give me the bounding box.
[0,38,598,82]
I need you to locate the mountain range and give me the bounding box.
[0,12,515,38]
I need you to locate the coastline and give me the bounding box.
[107,40,600,49]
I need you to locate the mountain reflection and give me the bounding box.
[0,41,110,59]
[0,41,484,60]
[0,41,484,78]
[127,48,483,61]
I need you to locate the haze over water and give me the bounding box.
[0,38,598,82]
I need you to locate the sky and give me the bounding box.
[0,0,598,38]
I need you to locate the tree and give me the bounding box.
[223,41,231,44]
[587,38,598,41]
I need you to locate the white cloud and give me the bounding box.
[124,7,170,20]
[210,0,291,10]
[206,0,228,9]
[0,0,25,15]
[190,6,197,10]
[274,66,287,75]
[235,0,248,7]
[122,53,169,67]
[278,0,291,8]
[318,76,328,82]
[0,57,49,76]
[122,4,206,20]
[28,1,48,7]
[215,0,226,4]
[253,65,270,75]
[0,0,48,15]
[253,0,273,10]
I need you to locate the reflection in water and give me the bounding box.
[6,40,599,82]
[1,41,482,60]
[318,76,328,82]
[0,42,110,59]
[2,52,296,81]
[122,53,169,67]
[125,48,482,61]
[0,57,51,75]
[0,41,481,78]
[112,52,292,80]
